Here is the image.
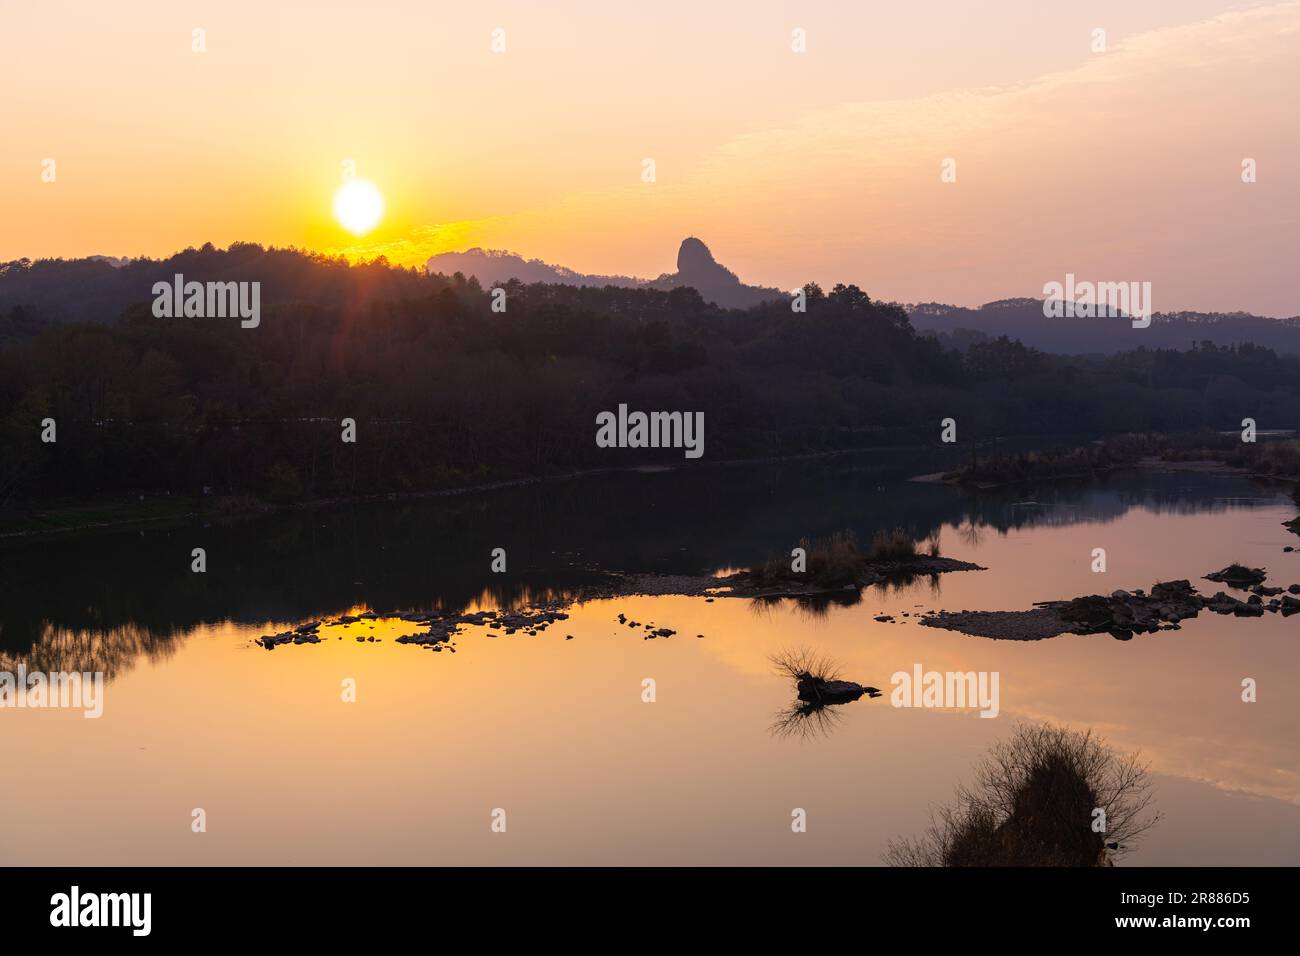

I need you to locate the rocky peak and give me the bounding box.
[676,237,719,275]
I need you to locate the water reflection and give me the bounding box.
[771,698,848,739]
[2,463,1297,864]
[0,621,180,681]
[0,453,1291,682]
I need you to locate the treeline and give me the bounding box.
[3,245,1300,512]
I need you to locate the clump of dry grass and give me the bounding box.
[751,527,928,589]
[753,530,862,588]
[768,647,850,740]
[866,527,917,562]
[769,646,842,684]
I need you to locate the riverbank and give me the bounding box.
[911,435,1300,540]
[0,443,938,542]
[915,431,1300,485]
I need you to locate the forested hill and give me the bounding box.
[0,244,433,331]
[3,244,1300,511]
[10,247,1295,355]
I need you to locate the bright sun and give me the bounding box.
[333,179,384,236]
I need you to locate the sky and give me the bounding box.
[2,0,1297,314]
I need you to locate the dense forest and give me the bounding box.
[3,244,1300,514]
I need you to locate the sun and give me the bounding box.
[333,179,384,236]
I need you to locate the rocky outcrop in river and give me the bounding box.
[922,570,1300,641]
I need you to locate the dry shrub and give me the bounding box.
[769,646,842,684]
[867,527,917,562]
[884,722,1160,867]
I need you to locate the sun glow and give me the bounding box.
[333,179,384,236]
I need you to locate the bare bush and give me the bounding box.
[885,722,1160,867]
[769,646,842,684]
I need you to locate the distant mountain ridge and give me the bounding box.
[909,300,1300,356]
[427,244,1300,353]
[5,241,1300,355]
[423,248,643,290]
[426,237,784,310]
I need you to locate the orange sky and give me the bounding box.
[2,0,1297,314]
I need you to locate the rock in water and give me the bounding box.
[1204,565,1267,588]
[796,678,870,704]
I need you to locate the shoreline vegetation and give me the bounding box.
[926,431,1300,541]
[741,528,984,597]
[928,431,1300,490]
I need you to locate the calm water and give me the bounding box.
[2,451,1298,865]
